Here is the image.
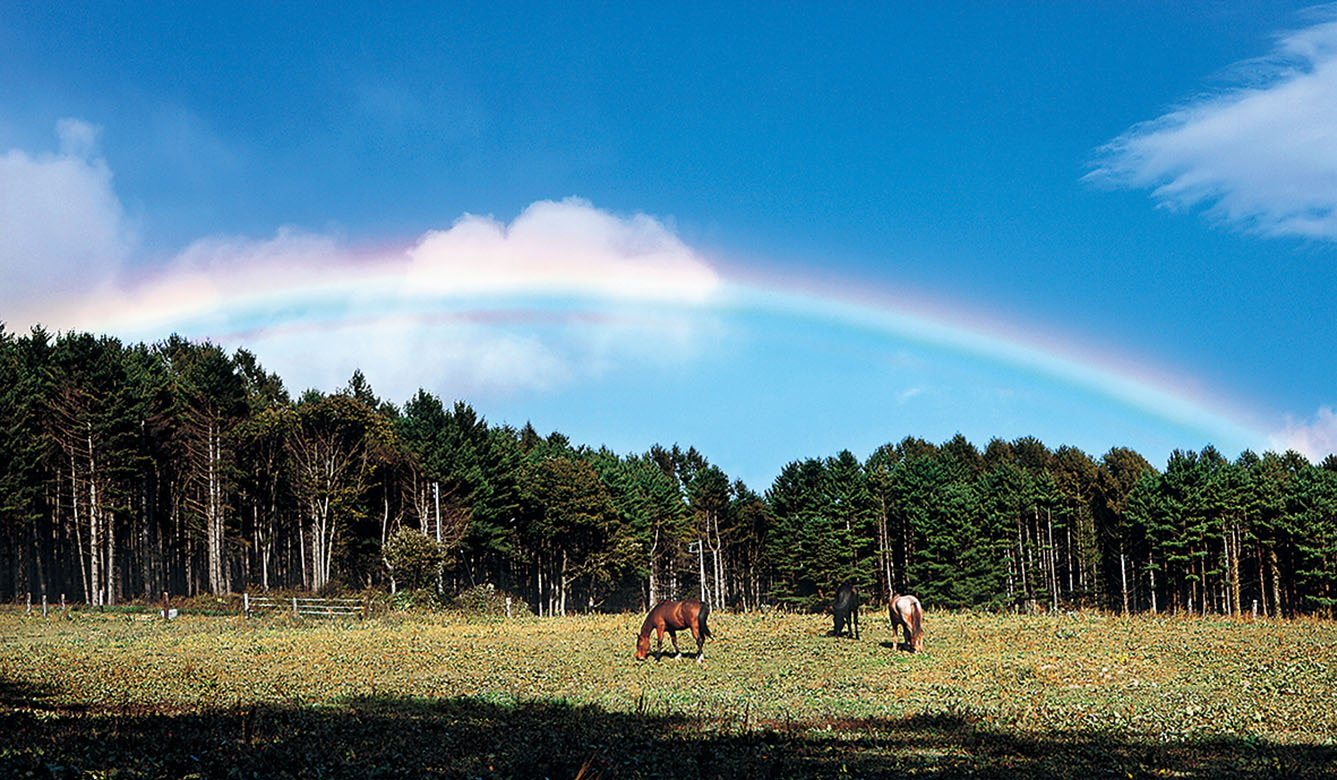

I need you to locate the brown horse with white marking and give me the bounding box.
[889,594,924,652]
[635,598,712,663]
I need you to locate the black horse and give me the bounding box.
[832,581,860,639]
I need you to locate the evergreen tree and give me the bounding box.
[765,457,831,609]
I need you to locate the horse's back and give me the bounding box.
[891,594,925,651]
[652,598,708,631]
[834,583,859,612]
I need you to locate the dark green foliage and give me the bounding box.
[383,527,444,591]
[0,325,1334,617]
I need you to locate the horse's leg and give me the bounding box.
[668,629,682,659]
[690,622,704,664]
[853,605,860,640]
[655,625,666,661]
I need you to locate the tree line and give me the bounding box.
[1,326,1334,617]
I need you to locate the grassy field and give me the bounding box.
[0,607,1334,778]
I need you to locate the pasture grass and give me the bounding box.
[0,607,1334,778]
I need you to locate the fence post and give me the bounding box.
[244,593,250,619]
[61,594,67,614]
[25,592,31,615]
[506,596,512,619]
[42,594,48,618]
[292,596,298,617]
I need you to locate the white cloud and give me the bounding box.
[1271,406,1337,461]
[1089,11,1337,240]
[405,197,720,302]
[897,386,926,404]
[0,119,135,321]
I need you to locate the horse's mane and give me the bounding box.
[637,609,657,638]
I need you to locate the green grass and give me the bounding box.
[0,608,1334,778]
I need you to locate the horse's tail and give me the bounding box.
[909,597,924,650]
[699,601,713,638]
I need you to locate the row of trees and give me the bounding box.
[2,326,1335,617]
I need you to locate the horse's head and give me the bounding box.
[634,633,651,660]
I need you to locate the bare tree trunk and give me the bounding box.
[697,538,708,604]
[1148,556,1158,614]
[1119,543,1129,615]
[1066,523,1075,601]
[206,423,225,595]
[877,497,894,601]
[1257,545,1268,617]
[560,549,568,617]
[70,461,88,603]
[647,526,660,607]
[298,521,307,589]
[1229,525,1242,616]
[106,477,116,605]
[1016,518,1028,610]
[433,482,442,593]
[87,426,104,607]
[1268,547,1282,617]
[709,511,725,609]
[1005,548,1016,606]
[1047,508,1058,611]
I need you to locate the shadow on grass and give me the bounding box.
[0,680,1333,779]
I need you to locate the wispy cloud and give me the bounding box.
[1271,406,1337,461]
[896,386,926,404]
[1089,9,1337,240]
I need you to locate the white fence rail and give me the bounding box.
[243,594,366,619]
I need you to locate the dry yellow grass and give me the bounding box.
[1,608,1334,777]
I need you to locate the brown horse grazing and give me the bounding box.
[635,598,712,663]
[889,594,925,652]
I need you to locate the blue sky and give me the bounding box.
[5,2,1337,488]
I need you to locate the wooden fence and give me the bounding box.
[242,594,367,619]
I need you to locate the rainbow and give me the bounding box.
[717,275,1269,453]
[22,197,1275,472]
[50,261,1269,456]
